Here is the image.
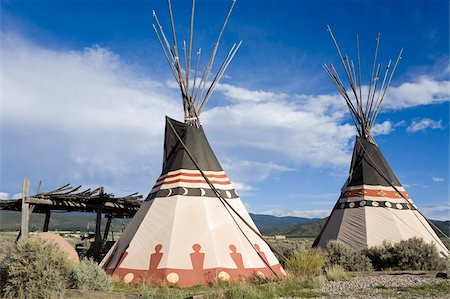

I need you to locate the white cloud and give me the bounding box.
[203,98,355,168]
[1,32,180,192]
[222,160,295,182]
[231,182,257,197]
[13,193,22,199]
[432,177,445,183]
[406,118,443,133]
[371,120,406,136]
[215,83,288,102]
[420,205,450,221]
[261,208,330,219]
[0,192,10,200]
[371,121,393,136]
[384,77,450,109]
[403,183,428,189]
[232,182,257,191]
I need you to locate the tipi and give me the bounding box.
[101,0,285,287]
[313,27,449,256]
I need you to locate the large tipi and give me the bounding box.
[313,27,449,256]
[101,0,285,287]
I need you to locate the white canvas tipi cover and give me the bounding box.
[101,117,285,286]
[314,136,449,256]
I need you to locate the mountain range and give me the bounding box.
[1,210,448,240]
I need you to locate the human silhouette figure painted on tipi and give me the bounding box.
[149,244,163,270]
[229,244,244,269]
[190,244,205,272]
[254,244,269,266]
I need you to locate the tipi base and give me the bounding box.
[107,264,286,287]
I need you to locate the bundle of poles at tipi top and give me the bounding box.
[152,0,242,127]
[323,26,403,144]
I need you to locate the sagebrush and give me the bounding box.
[324,240,372,271]
[364,237,449,271]
[325,265,350,281]
[69,258,112,292]
[1,238,73,299]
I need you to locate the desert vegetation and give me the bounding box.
[0,236,111,298]
[0,233,448,298]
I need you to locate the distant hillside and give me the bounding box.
[263,218,450,241]
[0,211,315,233]
[431,220,450,237]
[249,213,317,233]
[0,210,129,232]
[265,218,327,237]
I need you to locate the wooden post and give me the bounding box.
[95,210,102,245]
[20,178,30,240]
[103,216,112,243]
[43,210,51,232]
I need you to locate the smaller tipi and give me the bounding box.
[313,27,449,256]
[100,0,285,287]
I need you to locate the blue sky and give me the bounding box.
[1,0,449,220]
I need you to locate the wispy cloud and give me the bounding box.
[385,77,450,109]
[260,208,331,219]
[420,205,450,221]
[222,160,295,182]
[232,182,257,191]
[432,177,445,183]
[0,192,10,200]
[372,121,393,136]
[406,118,443,133]
[216,83,288,103]
[1,32,180,193]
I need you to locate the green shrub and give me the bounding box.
[325,265,350,281]
[69,258,112,292]
[225,281,276,299]
[365,237,449,271]
[286,248,325,277]
[2,238,73,298]
[363,242,395,271]
[301,275,327,289]
[393,238,448,270]
[324,240,372,272]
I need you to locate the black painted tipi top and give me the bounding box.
[346,137,401,188]
[162,117,223,175]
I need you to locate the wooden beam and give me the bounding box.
[20,178,30,240]
[25,197,139,213]
[43,210,51,232]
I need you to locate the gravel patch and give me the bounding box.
[318,273,447,298]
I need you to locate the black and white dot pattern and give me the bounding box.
[335,200,416,210]
[146,187,239,201]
